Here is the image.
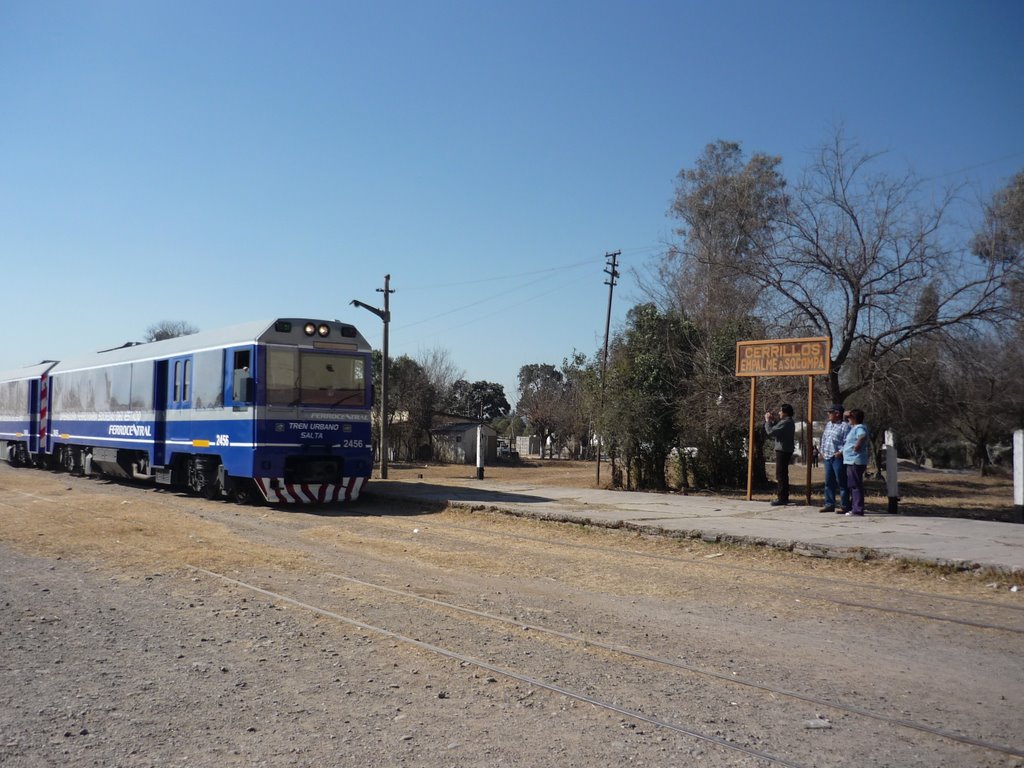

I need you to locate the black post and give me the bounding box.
[351,274,394,480]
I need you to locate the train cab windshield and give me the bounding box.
[266,347,367,407]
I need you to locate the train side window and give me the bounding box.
[130,362,154,410]
[182,359,191,402]
[173,361,181,402]
[192,350,224,408]
[232,350,253,403]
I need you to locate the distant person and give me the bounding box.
[764,403,795,506]
[843,408,870,516]
[812,445,820,468]
[819,404,851,514]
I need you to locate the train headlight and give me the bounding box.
[303,322,317,336]
[317,324,330,337]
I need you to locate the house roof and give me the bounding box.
[430,422,496,436]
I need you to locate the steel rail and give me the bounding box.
[4,478,1019,759]
[188,565,807,768]
[414,518,1024,623]
[322,571,1024,760]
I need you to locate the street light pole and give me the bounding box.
[351,274,393,480]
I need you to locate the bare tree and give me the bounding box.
[665,130,1015,406]
[415,346,465,408]
[936,332,1024,474]
[772,131,1014,403]
[145,320,198,342]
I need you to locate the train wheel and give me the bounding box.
[62,446,77,474]
[228,478,260,505]
[202,477,223,501]
[187,456,222,499]
[7,442,25,468]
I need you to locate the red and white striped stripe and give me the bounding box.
[254,476,366,504]
[38,372,48,446]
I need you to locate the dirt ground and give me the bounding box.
[1,464,1021,767]
[382,458,1019,522]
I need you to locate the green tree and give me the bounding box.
[675,317,766,489]
[974,170,1024,265]
[648,140,783,488]
[492,413,526,443]
[601,304,687,491]
[655,140,787,329]
[560,352,601,460]
[973,169,1024,323]
[516,364,564,458]
[385,355,436,461]
[445,379,510,421]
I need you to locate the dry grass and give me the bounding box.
[382,458,1019,522]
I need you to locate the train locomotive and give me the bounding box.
[0,318,374,504]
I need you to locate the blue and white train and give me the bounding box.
[0,318,374,504]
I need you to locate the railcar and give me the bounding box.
[0,318,374,503]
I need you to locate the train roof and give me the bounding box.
[0,360,59,383]
[16,318,371,376]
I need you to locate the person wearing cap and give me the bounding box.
[764,403,795,506]
[818,404,851,513]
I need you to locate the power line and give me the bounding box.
[922,151,1024,182]
[401,257,595,291]
[397,276,583,346]
[395,271,559,331]
[393,244,659,333]
[399,244,662,294]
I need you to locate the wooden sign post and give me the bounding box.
[736,337,831,503]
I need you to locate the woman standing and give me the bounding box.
[843,409,870,516]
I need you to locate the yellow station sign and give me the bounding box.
[735,337,830,377]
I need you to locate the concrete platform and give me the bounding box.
[368,478,1024,576]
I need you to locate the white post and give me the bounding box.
[476,425,484,480]
[1014,429,1023,524]
[884,430,900,514]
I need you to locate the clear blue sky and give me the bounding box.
[2,1,1022,405]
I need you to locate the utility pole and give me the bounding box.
[351,274,394,479]
[595,251,620,486]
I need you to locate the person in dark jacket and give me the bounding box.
[764,403,796,506]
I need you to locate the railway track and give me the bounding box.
[186,562,1023,767]
[190,566,809,767]
[3,469,1022,766]
[390,515,1024,633]
[200,500,1023,636]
